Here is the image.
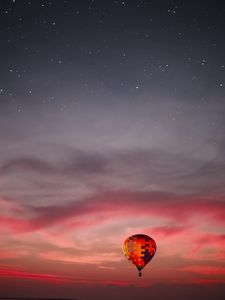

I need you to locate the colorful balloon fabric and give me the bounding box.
[123,234,157,276]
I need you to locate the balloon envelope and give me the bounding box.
[123,234,156,276]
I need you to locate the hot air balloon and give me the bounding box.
[123,234,156,277]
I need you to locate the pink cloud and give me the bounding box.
[32,192,225,231]
[39,250,122,265]
[150,225,185,237]
[0,249,28,259]
[183,265,225,275]
[0,197,25,215]
[0,216,29,233]
[1,192,225,236]
[0,268,71,284]
[100,280,132,286]
[0,250,20,259]
[0,267,150,287]
[1,191,225,275]
[188,278,225,285]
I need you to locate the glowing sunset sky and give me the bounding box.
[0,1,225,299]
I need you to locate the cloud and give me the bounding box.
[1,191,225,234]
[150,225,186,237]
[0,216,29,233]
[0,267,72,284]
[187,233,225,260]
[182,265,225,275]
[0,250,28,259]
[39,251,122,265]
[1,144,225,203]
[0,150,109,176]
[0,157,56,174]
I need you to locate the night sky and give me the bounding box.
[1,0,225,299]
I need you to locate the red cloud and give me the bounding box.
[1,192,225,234]
[0,268,71,284]
[0,267,149,287]
[0,216,29,233]
[186,233,225,260]
[150,225,185,237]
[183,265,225,275]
